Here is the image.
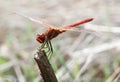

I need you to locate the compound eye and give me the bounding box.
[36,34,45,43]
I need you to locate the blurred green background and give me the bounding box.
[0,0,120,82]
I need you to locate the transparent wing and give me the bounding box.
[60,27,101,38]
[13,11,56,28]
[13,12,96,34]
[59,27,82,32]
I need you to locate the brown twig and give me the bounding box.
[34,49,58,82]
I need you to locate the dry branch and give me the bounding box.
[34,49,58,82]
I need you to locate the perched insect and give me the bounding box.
[15,12,93,57]
[36,18,93,56]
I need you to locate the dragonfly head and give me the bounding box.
[36,34,45,43]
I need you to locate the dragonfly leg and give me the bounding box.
[46,39,53,59]
[40,36,53,59]
[40,36,49,49]
[44,37,53,59]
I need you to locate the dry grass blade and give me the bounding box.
[106,67,120,82]
[57,40,120,81]
[74,54,94,82]
[71,39,120,58]
[0,61,13,71]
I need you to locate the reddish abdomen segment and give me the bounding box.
[63,18,94,29]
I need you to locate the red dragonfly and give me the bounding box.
[15,12,93,57]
